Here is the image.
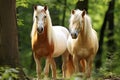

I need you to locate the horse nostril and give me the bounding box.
[74,33,77,37]
[37,28,40,33]
[37,27,43,34]
[71,33,77,39]
[41,27,43,32]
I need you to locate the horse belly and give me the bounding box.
[53,44,66,57]
[52,29,67,57]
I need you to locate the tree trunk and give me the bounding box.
[75,0,88,13]
[95,10,108,70]
[0,0,19,67]
[0,0,27,79]
[107,0,115,57]
[62,0,67,26]
[106,0,115,71]
[95,0,115,70]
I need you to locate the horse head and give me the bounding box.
[69,9,86,39]
[33,5,48,34]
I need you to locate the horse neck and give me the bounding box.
[78,16,92,40]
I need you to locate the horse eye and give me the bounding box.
[44,16,46,18]
[35,16,38,19]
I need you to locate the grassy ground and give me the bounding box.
[1,66,120,80]
[19,50,120,80]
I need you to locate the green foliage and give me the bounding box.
[16,0,29,8]
[0,67,19,80]
[89,0,108,31]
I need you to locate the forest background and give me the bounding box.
[0,0,120,79]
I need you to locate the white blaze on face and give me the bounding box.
[37,12,45,29]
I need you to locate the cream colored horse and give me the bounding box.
[31,5,69,79]
[67,9,98,78]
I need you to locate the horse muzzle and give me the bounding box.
[37,27,43,34]
[71,32,78,39]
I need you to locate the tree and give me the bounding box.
[0,0,26,79]
[75,0,88,13]
[95,0,115,70]
[62,0,67,26]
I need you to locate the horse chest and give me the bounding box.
[77,47,89,57]
[32,38,54,57]
[72,41,90,57]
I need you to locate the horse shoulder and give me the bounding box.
[92,29,99,53]
[86,29,98,54]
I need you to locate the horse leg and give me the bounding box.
[50,57,56,79]
[33,53,41,79]
[73,54,79,73]
[44,57,50,78]
[62,50,69,78]
[63,54,75,78]
[86,56,93,78]
[80,59,86,73]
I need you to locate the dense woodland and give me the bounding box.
[0,0,120,79]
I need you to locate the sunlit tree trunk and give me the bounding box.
[0,0,26,79]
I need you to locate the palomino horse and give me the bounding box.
[31,5,69,79]
[67,9,98,78]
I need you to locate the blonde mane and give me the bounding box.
[45,8,53,44]
[83,12,93,38]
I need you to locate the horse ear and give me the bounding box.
[33,5,37,10]
[71,10,75,14]
[82,10,86,18]
[44,6,47,11]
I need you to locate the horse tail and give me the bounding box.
[65,54,74,78]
